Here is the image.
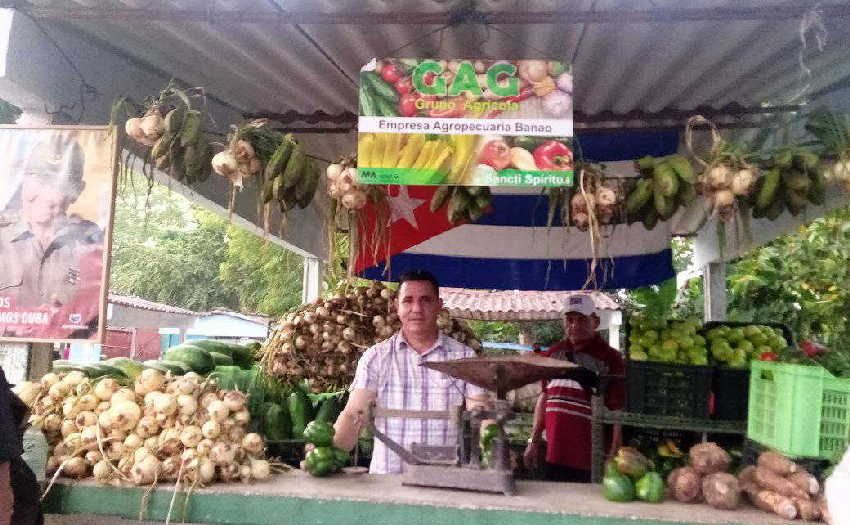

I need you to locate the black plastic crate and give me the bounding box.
[712,367,750,421]
[626,361,713,418]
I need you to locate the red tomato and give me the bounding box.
[533,141,573,171]
[395,76,413,95]
[399,94,419,117]
[380,64,403,85]
[478,139,512,170]
[759,352,779,362]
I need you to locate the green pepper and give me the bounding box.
[331,447,350,469]
[305,447,336,477]
[288,390,310,439]
[303,420,335,447]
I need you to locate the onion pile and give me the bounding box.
[326,158,367,210]
[15,370,272,487]
[261,281,481,392]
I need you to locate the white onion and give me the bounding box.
[210,442,235,465]
[197,439,214,457]
[92,459,112,482]
[85,450,102,464]
[131,455,160,485]
[135,369,166,395]
[240,463,252,483]
[199,459,216,484]
[136,415,160,438]
[177,394,197,416]
[207,400,229,422]
[250,459,271,480]
[222,391,246,412]
[153,393,177,416]
[233,409,251,425]
[64,457,88,478]
[94,378,120,401]
[41,373,61,388]
[112,389,136,405]
[109,401,142,432]
[200,392,219,409]
[242,433,264,457]
[59,418,75,437]
[201,420,221,440]
[180,426,203,448]
[124,433,143,451]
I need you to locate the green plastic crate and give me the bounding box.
[747,361,850,460]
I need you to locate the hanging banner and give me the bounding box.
[357,58,574,187]
[0,126,118,343]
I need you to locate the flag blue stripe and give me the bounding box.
[361,249,674,290]
[577,130,679,162]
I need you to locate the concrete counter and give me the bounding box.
[44,470,796,525]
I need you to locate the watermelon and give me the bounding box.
[105,357,146,380]
[187,339,254,369]
[210,352,234,366]
[164,345,215,375]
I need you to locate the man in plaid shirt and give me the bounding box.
[332,270,489,474]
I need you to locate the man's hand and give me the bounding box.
[523,439,542,470]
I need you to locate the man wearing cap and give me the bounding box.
[0,135,102,328]
[523,293,625,483]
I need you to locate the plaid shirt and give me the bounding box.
[351,331,485,474]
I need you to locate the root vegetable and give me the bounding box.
[202,420,221,440]
[93,378,119,401]
[108,401,141,432]
[124,433,143,450]
[233,409,251,425]
[223,391,246,412]
[96,402,110,414]
[754,466,809,500]
[144,437,158,451]
[62,371,86,387]
[667,467,702,503]
[731,168,757,196]
[250,458,271,480]
[177,394,197,416]
[242,433,264,456]
[212,150,239,178]
[199,459,216,484]
[228,425,246,444]
[84,450,102,464]
[59,418,76,437]
[13,381,42,407]
[180,426,203,448]
[219,463,239,482]
[64,457,88,478]
[210,442,235,465]
[207,400,229,422]
[41,373,61,388]
[153,393,177,416]
[748,487,798,520]
[92,459,112,482]
[131,455,160,485]
[140,112,165,139]
[200,392,219,409]
[756,451,798,476]
[197,439,214,457]
[702,472,740,510]
[239,463,252,483]
[136,415,160,438]
[788,470,819,495]
[80,426,99,449]
[706,165,733,189]
[112,389,136,405]
[135,369,166,395]
[793,496,821,521]
[160,457,181,481]
[689,442,731,475]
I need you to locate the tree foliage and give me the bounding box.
[110,172,302,316]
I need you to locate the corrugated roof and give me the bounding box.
[108,292,197,315]
[441,288,619,321]
[19,1,850,161]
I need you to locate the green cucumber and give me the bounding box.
[362,71,399,104]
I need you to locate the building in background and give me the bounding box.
[185,309,270,345]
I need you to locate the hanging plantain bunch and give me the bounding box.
[624,154,697,229]
[260,131,319,213]
[750,147,825,220]
[116,82,213,186]
[429,186,492,224]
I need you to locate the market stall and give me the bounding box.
[3,1,850,525]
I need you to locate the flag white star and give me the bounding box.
[388,186,426,229]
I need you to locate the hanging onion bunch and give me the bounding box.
[327,156,367,211]
[115,83,213,185]
[16,369,276,491]
[212,119,278,191]
[261,281,481,392]
[695,146,759,222]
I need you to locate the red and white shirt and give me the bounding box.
[542,336,625,471]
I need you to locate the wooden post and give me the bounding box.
[27,343,52,380]
[703,262,727,322]
[590,395,605,483]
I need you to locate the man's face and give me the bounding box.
[396,280,442,334]
[565,312,598,345]
[22,181,68,227]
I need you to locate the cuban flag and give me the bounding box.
[355,131,678,291]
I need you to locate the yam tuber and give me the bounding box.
[817,495,832,525]
[667,467,702,503]
[754,466,810,501]
[750,489,798,520]
[689,442,731,475]
[702,472,741,510]
[737,465,757,485]
[757,450,798,476]
[788,470,820,495]
[792,496,821,522]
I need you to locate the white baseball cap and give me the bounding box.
[562,294,597,317]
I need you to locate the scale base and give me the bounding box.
[402,465,515,495]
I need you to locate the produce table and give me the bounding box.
[44,470,795,525]
[590,396,747,482]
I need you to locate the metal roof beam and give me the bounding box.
[15,4,850,25]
